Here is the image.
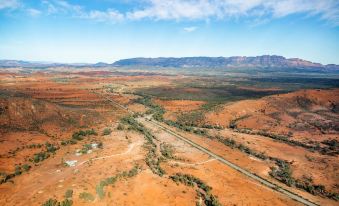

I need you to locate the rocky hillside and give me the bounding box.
[113,55,339,70]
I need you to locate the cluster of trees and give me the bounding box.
[321,139,339,156]
[234,127,336,155]
[0,163,31,184]
[212,135,268,160]
[4,143,44,158]
[96,164,142,199]
[269,159,339,200]
[61,129,97,145]
[1,142,59,184]
[79,192,95,202]
[42,188,73,205]
[80,144,92,154]
[135,95,220,136]
[160,143,175,159]
[164,119,207,135]
[135,95,165,121]
[121,116,165,176]
[30,142,59,163]
[72,129,97,141]
[170,173,221,206]
[42,199,72,206]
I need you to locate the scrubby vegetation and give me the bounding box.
[64,189,73,199]
[135,94,218,136]
[136,83,286,103]
[79,192,95,202]
[61,129,97,146]
[164,119,208,135]
[96,164,142,199]
[208,134,339,200]
[229,115,251,129]
[160,143,175,159]
[234,128,338,156]
[321,139,339,155]
[32,151,50,163]
[80,144,92,154]
[0,163,32,184]
[4,143,44,158]
[102,128,112,136]
[121,116,166,176]
[29,142,59,163]
[42,198,73,206]
[0,172,14,184]
[270,159,339,200]
[212,135,268,160]
[61,139,77,146]
[170,173,221,206]
[176,111,204,127]
[117,123,124,130]
[135,95,165,121]
[72,129,97,141]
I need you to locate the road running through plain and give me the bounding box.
[145,118,319,206]
[99,92,319,206]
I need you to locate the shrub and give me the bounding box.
[102,128,112,136]
[64,189,73,199]
[269,159,295,186]
[22,164,31,172]
[42,198,73,206]
[42,199,59,206]
[14,166,22,176]
[45,142,58,154]
[60,199,72,206]
[32,152,50,163]
[117,124,124,130]
[80,144,92,154]
[61,139,77,146]
[96,181,106,199]
[160,143,175,159]
[79,192,95,202]
[72,129,97,141]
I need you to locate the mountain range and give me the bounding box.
[0,55,338,71]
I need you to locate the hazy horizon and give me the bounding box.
[2,54,339,65]
[0,0,338,64]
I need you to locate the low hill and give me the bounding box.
[205,88,339,143]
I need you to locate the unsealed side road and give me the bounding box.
[100,93,319,206]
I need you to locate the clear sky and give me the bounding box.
[0,0,338,64]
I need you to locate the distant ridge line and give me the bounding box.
[0,55,338,70]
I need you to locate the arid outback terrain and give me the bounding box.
[0,68,338,206]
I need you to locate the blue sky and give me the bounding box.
[0,0,338,64]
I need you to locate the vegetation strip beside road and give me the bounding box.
[100,92,319,206]
[146,119,319,206]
